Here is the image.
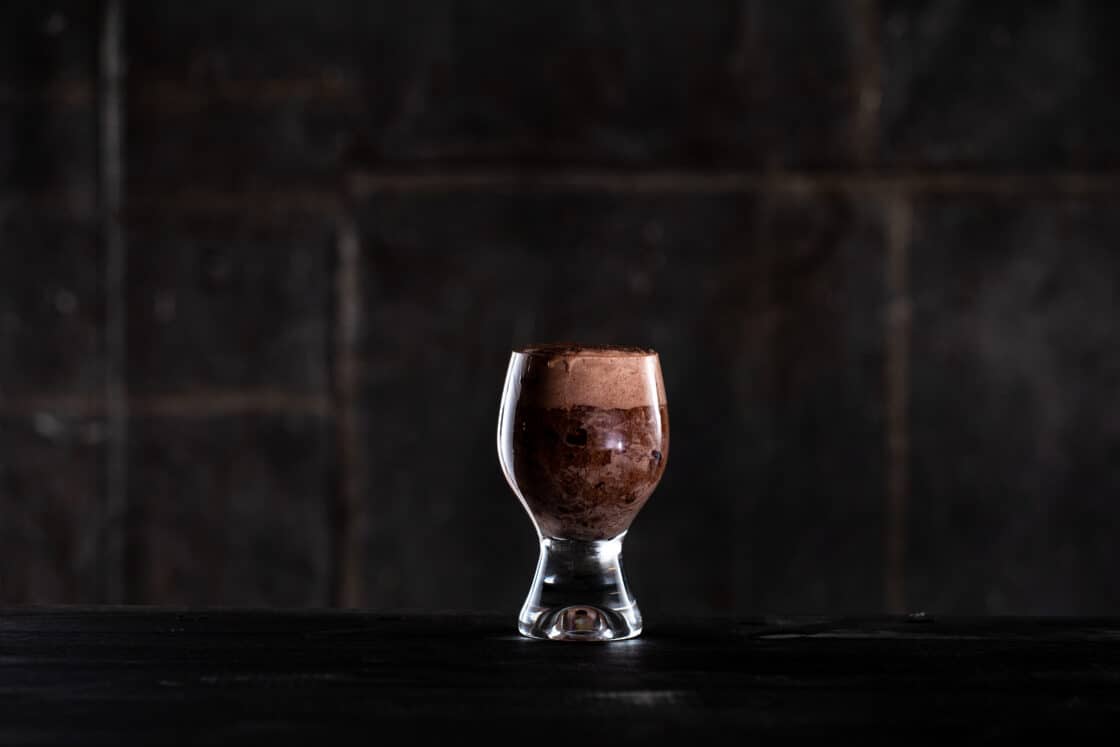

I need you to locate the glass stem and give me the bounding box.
[518,535,643,642]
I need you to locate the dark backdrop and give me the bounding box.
[2,0,1118,616]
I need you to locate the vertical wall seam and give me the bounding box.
[332,214,365,608]
[885,196,912,615]
[99,0,127,604]
[852,0,882,165]
[853,0,902,613]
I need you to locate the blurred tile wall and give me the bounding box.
[2,0,1118,615]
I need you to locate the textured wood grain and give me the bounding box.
[2,609,1120,743]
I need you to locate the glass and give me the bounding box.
[497,344,669,641]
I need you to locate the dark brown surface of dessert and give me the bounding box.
[509,403,669,540]
[516,343,656,358]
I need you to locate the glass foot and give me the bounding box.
[518,536,643,642]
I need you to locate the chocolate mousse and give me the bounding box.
[498,344,669,540]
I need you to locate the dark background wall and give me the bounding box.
[2,0,1118,616]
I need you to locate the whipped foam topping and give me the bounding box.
[508,345,666,410]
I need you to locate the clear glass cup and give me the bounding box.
[497,344,669,641]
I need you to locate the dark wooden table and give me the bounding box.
[3,608,1119,743]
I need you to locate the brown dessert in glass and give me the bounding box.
[497,344,669,641]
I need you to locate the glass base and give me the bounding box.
[518,535,642,642]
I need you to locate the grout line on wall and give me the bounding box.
[330,215,366,608]
[0,392,333,419]
[856,0,893,615]
[884,195,912,615]
[0,78,96,107]
[127,187,342,217]
[130,76,358,112]
[132,392,333,418]
[346,169,1120,196]
[6,170,1120,222]
[852,0,882,164]
[99,0,127,605]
